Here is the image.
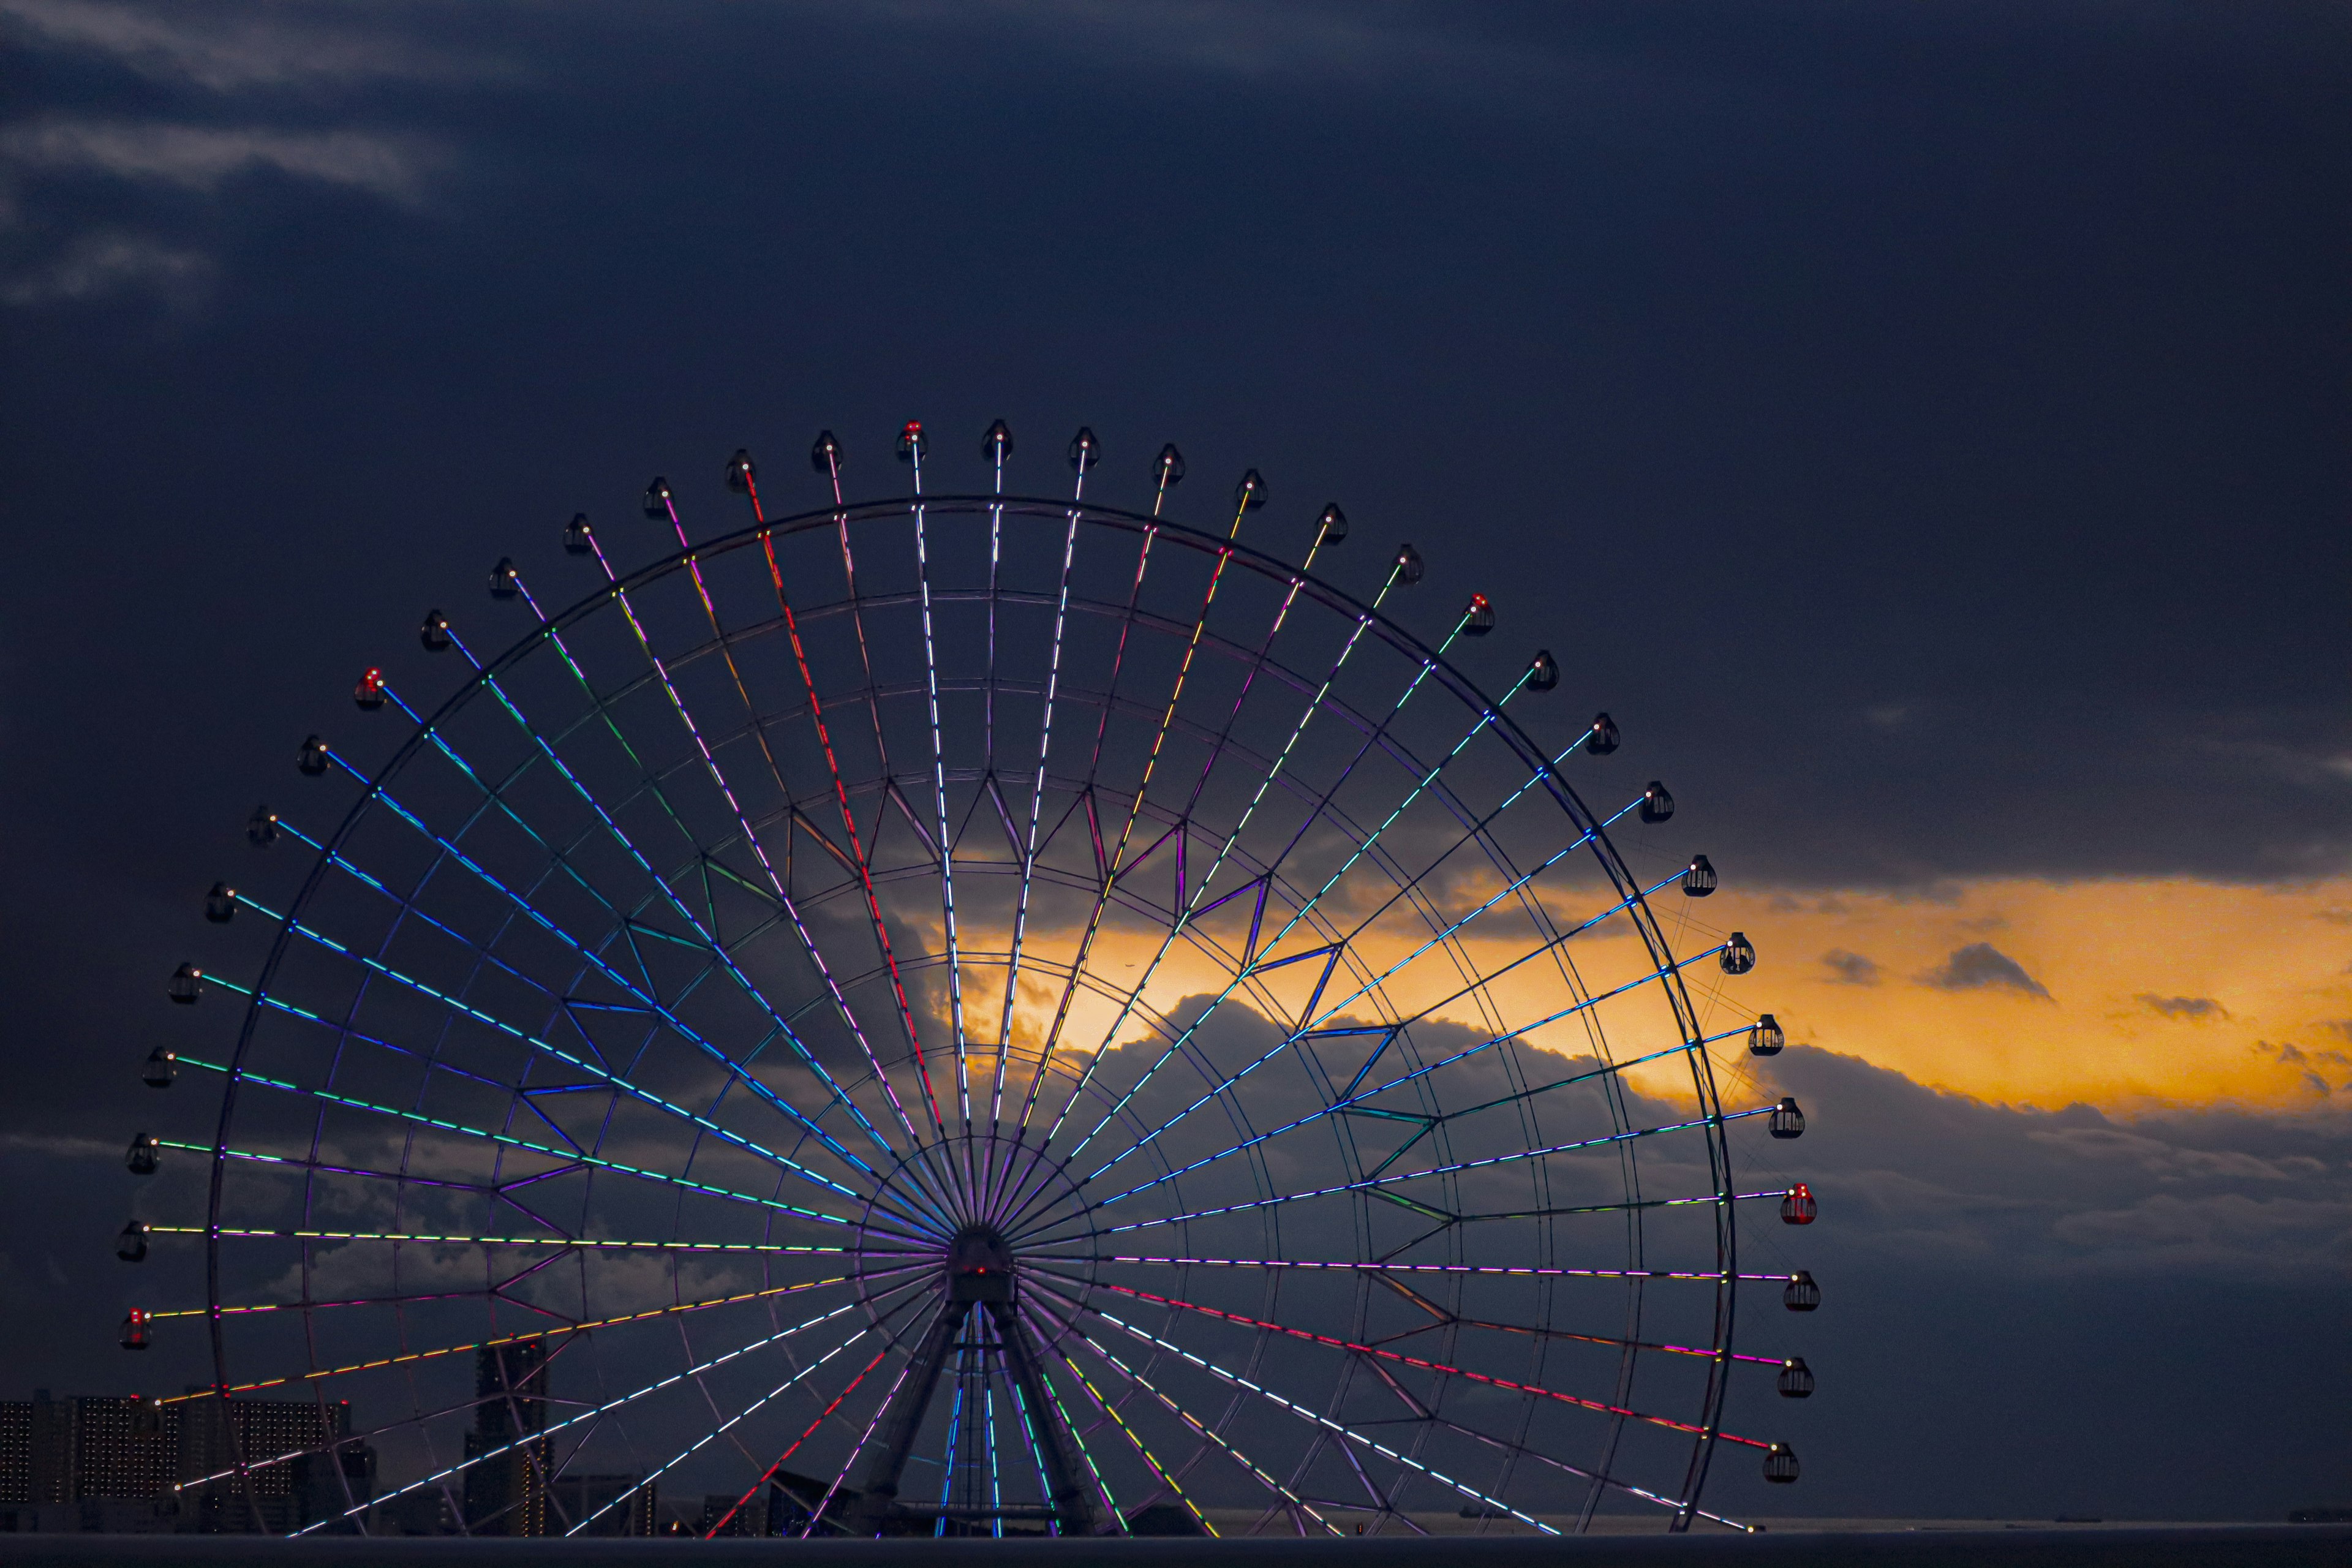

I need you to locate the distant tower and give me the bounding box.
[463,1343,551,1536]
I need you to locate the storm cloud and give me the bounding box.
[3,0,2348,1529]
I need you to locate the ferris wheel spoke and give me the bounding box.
[228,886,871,1207]
[982,503,1082,1201]
[157,1223,863,1257]
[1030,530,1401,1210]
[148,1286,495,1322]
[1298,777,1640,1036]
[1046,591,1493,1180]
[908,446,978,1147]
[807,453,972,1163]
[983,451,1101,1160]
[1023,1280,1336,1534]
[573,522,948,1154]
[280,775,883,1197]
[1423,1413,1712,1526]
[993,502,1162,1151]
[165,1268,900,1411]
[1055,1295,1558,1536]
[170,1044,859,1224]
[798,1336,930,1536]
[439,616,903,1174]
[1061,911,1734,1209]
[162,1130,534,1200]
[1066,1102,1770,1224]
[292,1293,877,1536]
[654,481,957,1188]
[1037,1267,1785,1423]
[1049,1336,1215,1536]
[1035,1253,1792,1287]
[1026,483,1265,1120]
[1020,1328,1126,1532]
[1051,1174,1787,1243]
[571,1317,881,1537]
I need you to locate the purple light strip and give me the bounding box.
[801,1338,923,1536]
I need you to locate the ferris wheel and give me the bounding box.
[123,420,1817,1537]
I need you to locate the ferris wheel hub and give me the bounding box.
[946,1226,1016,1303]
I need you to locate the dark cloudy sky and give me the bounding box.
[3,0,2349,1524]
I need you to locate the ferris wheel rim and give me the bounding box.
[184,477,1766,1537]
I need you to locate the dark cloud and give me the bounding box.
[2136,993,2227,1021]
[3,0,2351,1528]
[1915,941,2051,998]
[1820,948,1880,986]
[2253,1039,2350,1097]
[1738,1046,2352,1280]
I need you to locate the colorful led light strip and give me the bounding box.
[291,1298,871,1534]
[450,600,899,1172]
[158,1272,886,1406]
[169,1046,848,1223]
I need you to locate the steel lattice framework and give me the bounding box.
[126,423,1814,1538]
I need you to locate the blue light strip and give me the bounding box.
[573,533,944,1153]
[446,609,902,1169]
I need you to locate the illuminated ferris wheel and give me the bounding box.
[124,420,1818,1537]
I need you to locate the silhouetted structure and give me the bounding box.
[0,1390,368,1534]
[462,1343,550,1536]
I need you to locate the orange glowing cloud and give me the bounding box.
[1657,878,2352,1112]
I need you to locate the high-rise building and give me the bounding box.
[69,1396,180,1501]
[178,1396,359,1534]
[0,1392,78,1505]
[0,1393,370,1534]
[461,1343,551,1536]
[0,1400,35,1506]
